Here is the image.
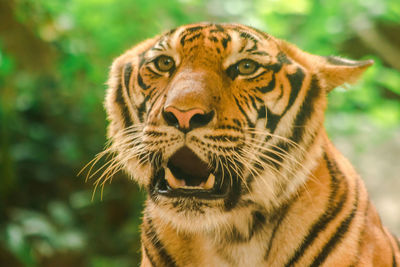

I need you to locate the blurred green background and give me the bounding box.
[0,0,399,266]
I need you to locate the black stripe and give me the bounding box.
[137,73,150,90]
[351,200,370,267]
[262,67,304,134]
[277,52,292,64]
[256,74,276,93]
[143,245,157,267]
[256,105,266,120]
[242,94,251,110]
[232,119,242,127]
[143,216,178,267]
[252,211,267,234]
[394,234,400,251]
[147,90,165,118]
[393,245,398,267]
[221,35,231,49]
[240,31,258,42]
[281,67,305,119]
[276,84,284,101]
[123,63,132,97]
[137,95,149,123]
[179,26,205,46]
[185,25,204,33]
[284,152,347,266]
[290,75,320,143]
[265,108,281,134]
[310,179,360,267]
[180,35,187,46]
[228,210,267,243]
[264,62,282,73]
[166,28,177,36]
[208,36,218,42]
[249,94,258,111]
[115,84,133,128]
[234,96,255,128]
[265,200,292,260]
[185,33,202,43]
[245,41,258,53]
[384,230,399,267]
[239,42,247,53]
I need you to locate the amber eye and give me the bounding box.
[237,59,259,75]
[154,55,175,72]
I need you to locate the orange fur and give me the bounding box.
[96,23,399,266]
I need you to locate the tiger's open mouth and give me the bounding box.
[153,146,229,199]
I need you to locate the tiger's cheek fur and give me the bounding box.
[104,39,160,186]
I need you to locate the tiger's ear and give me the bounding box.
[278,40,373,92]
[318,56,374,92]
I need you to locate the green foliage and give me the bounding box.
[0,0,399,265]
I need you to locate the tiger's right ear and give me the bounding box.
[317,56,374,92]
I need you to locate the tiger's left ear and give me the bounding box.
[278,40,373,92]
[318,56,374,92]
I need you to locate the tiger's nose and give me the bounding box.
[163,106,214,133]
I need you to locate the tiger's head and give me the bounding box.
[103,23,372,231]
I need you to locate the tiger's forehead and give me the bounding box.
[148,23,279,65]
[170,23,262,44]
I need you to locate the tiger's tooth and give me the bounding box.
[165,168,185,189]
[203,173,215,189]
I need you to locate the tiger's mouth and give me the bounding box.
[153,146,229,199]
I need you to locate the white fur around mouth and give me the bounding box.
[165,167,215,190]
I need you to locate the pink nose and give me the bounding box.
[163,106,205,129]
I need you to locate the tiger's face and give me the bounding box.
[104,23,372,231]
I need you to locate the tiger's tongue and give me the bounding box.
[168,146,209,185]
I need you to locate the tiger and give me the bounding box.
[96,22,400,266]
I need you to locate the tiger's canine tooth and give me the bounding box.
[203,173,215,189]
[165,168,185,188]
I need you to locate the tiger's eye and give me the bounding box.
[155,55,175,72]
[237,59,259,75]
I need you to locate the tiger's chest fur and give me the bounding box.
[99,23,400,266]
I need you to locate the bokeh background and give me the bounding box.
[0,0,399,266]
